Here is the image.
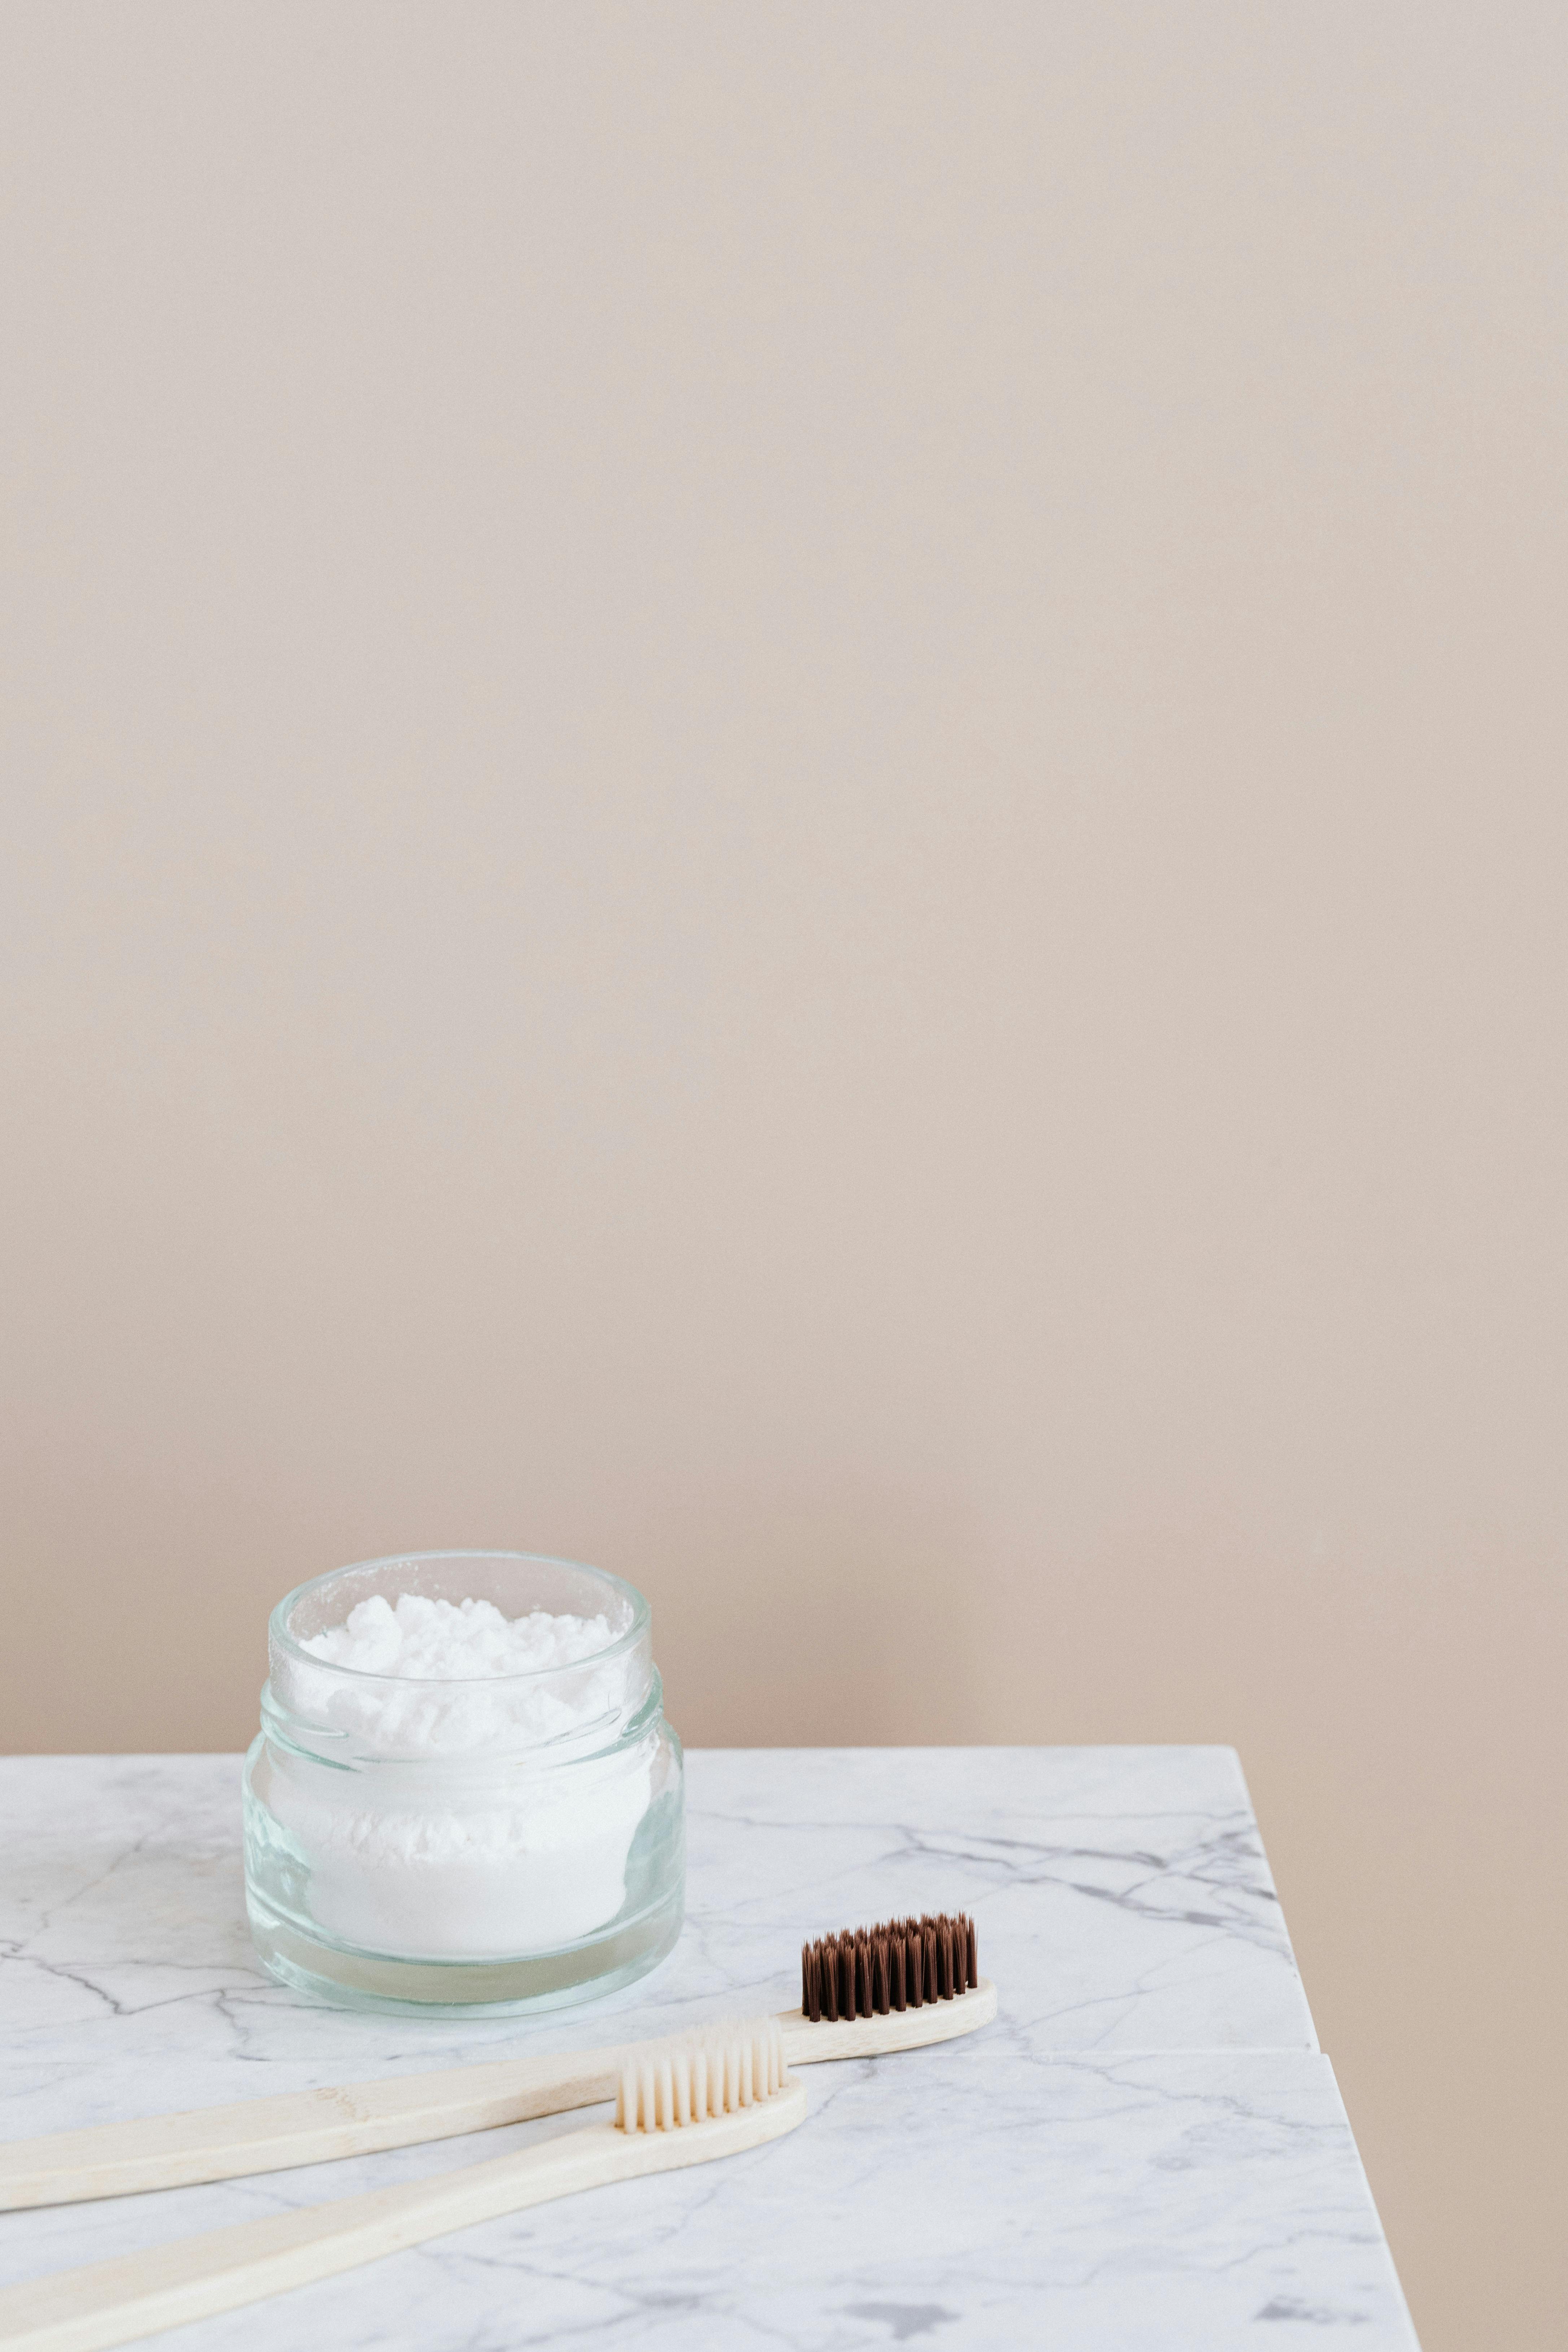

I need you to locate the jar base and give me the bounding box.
[246,1881,684,2017]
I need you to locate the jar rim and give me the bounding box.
[268,1550,652,1689]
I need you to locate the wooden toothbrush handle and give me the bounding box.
[779,1976,997,2064]
[0,2047,628,2211]
[0,1979,995,2211]
[0,2084,808,2352]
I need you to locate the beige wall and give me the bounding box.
[3,5,1565,2344]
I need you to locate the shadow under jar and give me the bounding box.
[243,1552,685,2014]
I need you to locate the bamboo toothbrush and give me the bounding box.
[0,1912,993,2211]
[0,2016,804,2352]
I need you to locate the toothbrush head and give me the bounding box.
[801,1911,978,2023]
[615,2016,788,2133]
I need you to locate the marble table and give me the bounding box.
[0,1749,1419,2348]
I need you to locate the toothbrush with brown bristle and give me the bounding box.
[0,1912,995,2211]
[801,1909,980,2024]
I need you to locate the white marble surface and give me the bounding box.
[0,1749,1418,2348]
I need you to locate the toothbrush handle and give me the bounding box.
[0,2047,624,2210]
[0,1981,994,2211]
[779,1977,995,2065]
[0,2085,807,2352]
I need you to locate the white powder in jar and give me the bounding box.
[301,1592,617,1683]
[268,1592,654,1960]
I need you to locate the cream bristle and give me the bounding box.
[616,2016,786,2134]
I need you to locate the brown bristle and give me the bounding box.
[800,1910,979,2021]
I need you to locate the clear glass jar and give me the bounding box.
[243,1551,685,2014]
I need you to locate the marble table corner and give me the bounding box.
[0,1746,1420,2349]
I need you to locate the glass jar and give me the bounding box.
[243,1551,685,2014]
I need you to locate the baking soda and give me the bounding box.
[301,1592,619,1684]
[268,1590,653,1959]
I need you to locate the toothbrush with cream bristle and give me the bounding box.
[0,1913,994,2211]
[0,2017,804,2352]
